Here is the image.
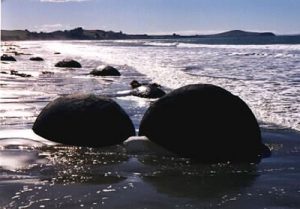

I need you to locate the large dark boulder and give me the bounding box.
[55,59,81,68]
[90,66,121,76]
[139,84,270,163]
[1,54,16,61]
[33,94,135,147]
[30,57,44,61]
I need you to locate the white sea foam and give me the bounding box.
[1,40,300,209]
[41,40,300,131]
[6,40,298,131]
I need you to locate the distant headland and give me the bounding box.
[1,28,279,41]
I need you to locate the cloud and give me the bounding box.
[149,30,226,36]
[34,24,73,32]
[40,0,91,2]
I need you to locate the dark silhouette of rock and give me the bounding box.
[139,84,270,163]
[130,80,143,89]
[213,30,275,37]
[54,52,61,54]
[10,70,18,75]
[30,57,44,61]
[1,54,16,61]
[55,59,81,68]
[90,66,121,76]
[132,83,166,98]
[130,80,162,89]
[33,94,135,147]
[41,71,54,75]
[10,70,32,78]
[130,80,165,98]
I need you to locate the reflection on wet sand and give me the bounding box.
[1,41,300,209]
[37,145,129,184]
[140,155,257,198]
[0,144,130,208]
[145,167,257,197]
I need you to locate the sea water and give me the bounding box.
[0,38,300,208]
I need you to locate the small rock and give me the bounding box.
[10,70,32,78]
[132,84,166,98]
[130,80,143,89]
[90,66,121,76]
[55,59,81,68]
[130,80,161,89]
[30,57,44,61]
[41,71,54,75]
[130,80,165,98]
[1,54,16,61]
[10,70,18,75]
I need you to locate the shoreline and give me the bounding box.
[0,40,300,209]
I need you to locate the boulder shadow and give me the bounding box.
[141,156,258,199]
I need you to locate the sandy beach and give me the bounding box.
[0,40,300,208]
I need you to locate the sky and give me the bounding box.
[1,0,300,35]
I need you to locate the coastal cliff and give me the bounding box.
[1,27,276,41]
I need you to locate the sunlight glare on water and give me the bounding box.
[43,40,300,131]
[1,40,300,209]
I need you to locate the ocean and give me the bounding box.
[0,37,300,208]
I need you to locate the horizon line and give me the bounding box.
[2,27,300,36]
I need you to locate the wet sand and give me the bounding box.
[0,41,299,208]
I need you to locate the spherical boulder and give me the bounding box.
[1,54,16,61]
[139,84,270,163]
[90,66,121,76]
[55,59,81,68]
[30,57,44,61]
[33,94,135,147]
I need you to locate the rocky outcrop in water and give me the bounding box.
[10,70,32,78]
[90,66,121,76]
[41,71,54,75]
[130,80,166,98]
[132,84,166,99]
[55,59,82,68]
[139,84,270,162]
[30,57,44,61]
[33,94,136,147]
[1,54,16,61]
[130,80,144,89]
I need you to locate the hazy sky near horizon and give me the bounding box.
[1,0,300,35]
